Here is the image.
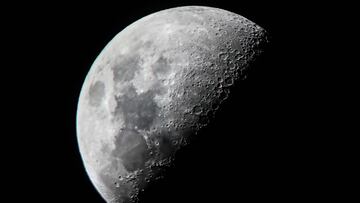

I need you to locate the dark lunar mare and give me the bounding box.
[99,52,179,201]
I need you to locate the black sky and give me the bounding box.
[3,0,354,202]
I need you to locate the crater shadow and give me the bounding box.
[136,44,301,202]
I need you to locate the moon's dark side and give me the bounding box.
[77,6,269,203]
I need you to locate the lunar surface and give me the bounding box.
[77,6,268,203]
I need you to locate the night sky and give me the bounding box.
[4,0,353,202]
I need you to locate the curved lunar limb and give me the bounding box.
[77,6,268,203]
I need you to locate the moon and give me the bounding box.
[77,6,268,203]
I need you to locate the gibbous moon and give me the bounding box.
[77,6,268,203]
